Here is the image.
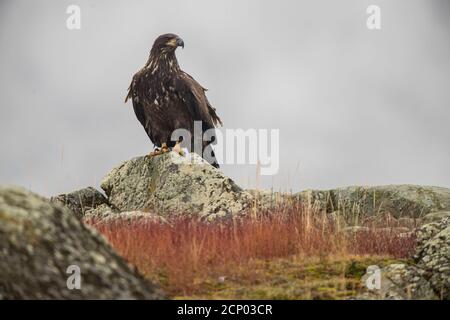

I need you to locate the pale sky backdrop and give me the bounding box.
[0,0,449,196]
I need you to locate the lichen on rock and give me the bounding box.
[0,186,164,299]
[359,263,437,300]
[85,203,167,224]
[100,152,253,220]
[296,185,450,220]
[50,187,108,219]
[415,216,450,299]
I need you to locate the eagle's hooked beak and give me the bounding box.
[176,37,184,49]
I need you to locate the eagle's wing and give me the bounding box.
[125,71,158,142]
[176,72,222,129]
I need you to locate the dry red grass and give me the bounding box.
[86,204,416,296]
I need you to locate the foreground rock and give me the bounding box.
[0,186,164,299]
[296,185,450,219]
[415,215,450,299]
[101,152,252,220]
[358,215,450,300]
[50,187,108,219]
[359,264,437,300]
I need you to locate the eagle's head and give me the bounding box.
[151,33,184,55]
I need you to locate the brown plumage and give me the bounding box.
[125,33,222,167]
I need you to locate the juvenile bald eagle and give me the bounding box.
[125,33,222,168]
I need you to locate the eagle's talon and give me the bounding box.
[148,149,161,157]
[172,142,185,156]
[160,143,170,154]
[148,146,162,157]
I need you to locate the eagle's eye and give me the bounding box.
[165,37,184,49]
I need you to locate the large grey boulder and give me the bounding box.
[101,152,252,220]
[0,186,164,299]
[359,264,437,300]
[50,187,108,219]
[415,216,450,299]
[296,185,450,219]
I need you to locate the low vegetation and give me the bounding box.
[87,204,416,299]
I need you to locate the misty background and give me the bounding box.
[0,0,449,197]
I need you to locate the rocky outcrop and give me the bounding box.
[45,154,450,300]
[11,148,450,300]
[296,185,450,219]
[422,211,450,224]
[0,186,164,299]
[415,216,450,299]
[247,189,294,210]
[50,187,108,219]
[359,264,438,300]
[85,204,167,224]
[359,214,450,300]
[100,152,252,220]
[51,153,450,224]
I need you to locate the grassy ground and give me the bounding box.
[171,255,406,300]
[88,205,416,299]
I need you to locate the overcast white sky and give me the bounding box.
[0,0,449,196]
